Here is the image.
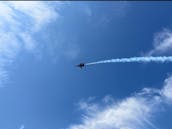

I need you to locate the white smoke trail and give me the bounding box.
[86,56,172,65]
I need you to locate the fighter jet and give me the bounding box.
[76,63,85,69]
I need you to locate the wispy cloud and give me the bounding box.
[0,1,58,86]
[19,124,24,129]
[147,29,172,56]
[67,75,172,129]
[67,2,130,29]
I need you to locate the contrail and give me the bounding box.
[86,56,172,65]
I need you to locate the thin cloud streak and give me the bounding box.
[86,56,172,66]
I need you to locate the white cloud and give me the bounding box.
[67,75,172,129]
[161,75,172,101]
[19,32,36,51]
[147,29,172,56]
[0,1,59,86]
[6,1,58,31]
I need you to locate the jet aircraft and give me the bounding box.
[76,63,85,69]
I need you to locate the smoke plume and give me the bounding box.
[86,56,172,65]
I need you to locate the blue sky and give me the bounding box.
[1,1,172,129]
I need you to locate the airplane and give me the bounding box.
[76,63,85,69]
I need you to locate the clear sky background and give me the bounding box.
[1,1,172,129]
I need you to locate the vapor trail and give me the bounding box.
[86,56,172,65]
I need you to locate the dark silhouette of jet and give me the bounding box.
[76,63,85,69]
